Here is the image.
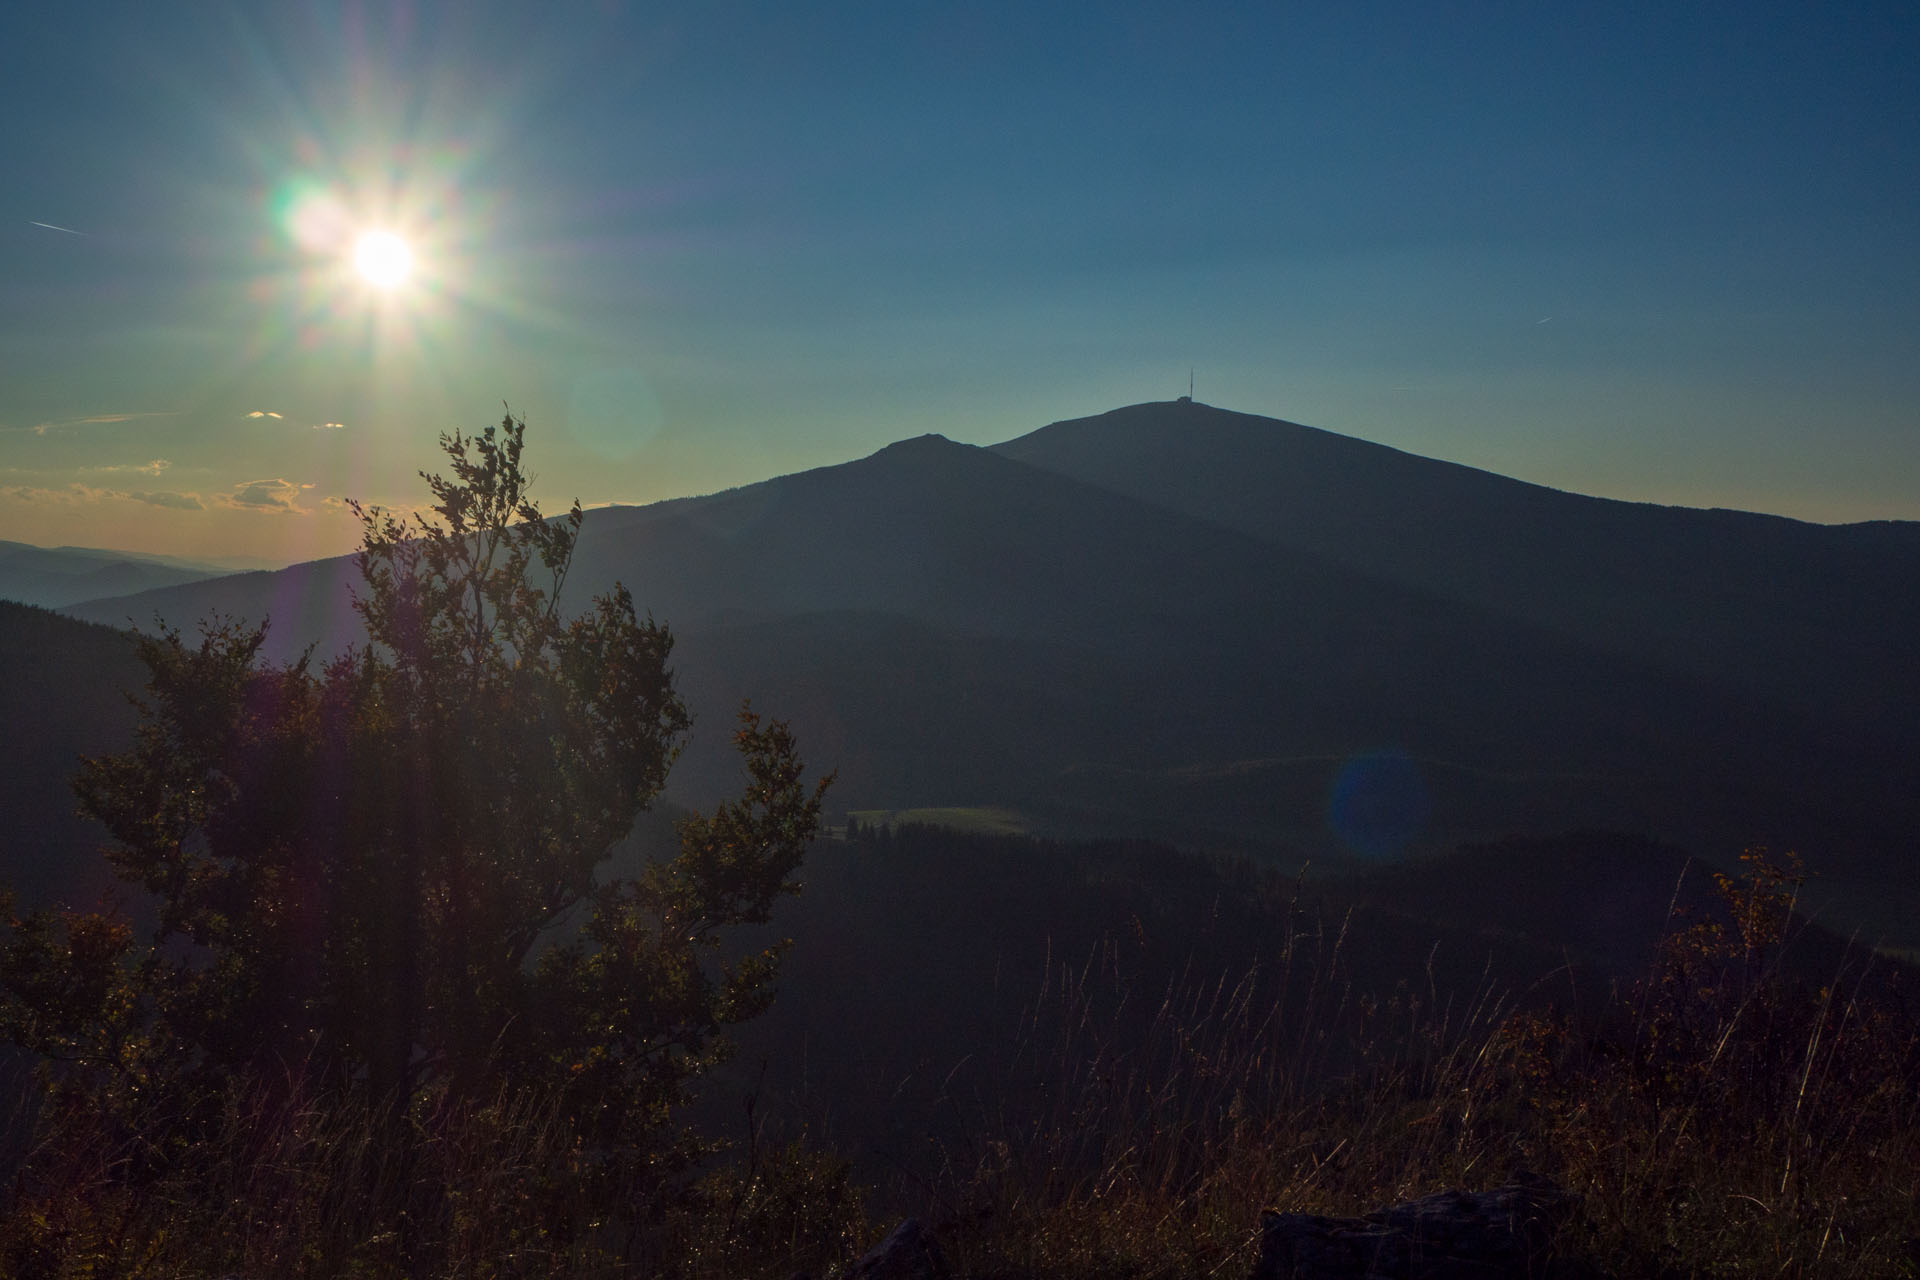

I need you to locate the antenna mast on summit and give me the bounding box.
[1189,368,1195,400]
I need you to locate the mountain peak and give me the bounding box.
[872,432,963,456]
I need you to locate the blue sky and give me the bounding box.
[3,1,1917,562]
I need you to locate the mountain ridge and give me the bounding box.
[36,402,1920,942]
[990,400,1920,731]
[0,539,244,610]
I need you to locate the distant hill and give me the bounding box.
[0,539,241,609]
[53,411,1920,945]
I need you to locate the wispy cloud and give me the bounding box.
[4,480,203,511]
[9,472,322,516]
[245,410,346,429]
[127,490,203,510]
[219,477,313,512]
[3,410,179,436]
[29,221,84,235]
[4,484,69,504]
[82,458,172,477]
[4,482,119,505]
[324,494,424,525]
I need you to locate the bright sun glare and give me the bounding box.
[352,230,414,288]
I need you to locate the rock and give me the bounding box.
[1252,1171,1594,1279]
[849,1217,951,1280]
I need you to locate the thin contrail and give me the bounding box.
[29,221,84,235]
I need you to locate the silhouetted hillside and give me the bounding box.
[993,400,1920,735]
[63,560,367,659]
[0,602,142,905]
[709,824,1897,1188]
[1348,832,1836,979]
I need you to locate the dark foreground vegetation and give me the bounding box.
[3,419,1917,1276]
[4,838,1918,1278]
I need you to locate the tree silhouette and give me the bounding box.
[1,413,829,1148]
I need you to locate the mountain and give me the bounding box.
[54,412,1920,944]
[0,539,241,609]
[992,401,1920,735]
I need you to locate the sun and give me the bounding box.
[352,230,414,289]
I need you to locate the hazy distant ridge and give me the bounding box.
[0,540,243,610]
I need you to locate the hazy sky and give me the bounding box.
[4,1,1917,563]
